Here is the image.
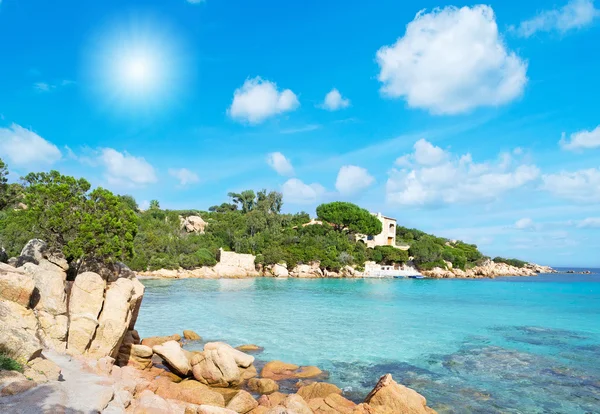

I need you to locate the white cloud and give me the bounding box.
[560,125,600,150]
[0,123,61,166]
[280,124,320,134]
[542,168,600,203]
[386,139,540,206]
[515,218,538,230]
[395,140,447,166]
[281,178,325,204]
[320,89,350,111]
[169,168,199,186]
[577,217,600,228]
[267,152,294,176]
[376,5,527,115]
[99,148,157,186]
[33,80,75,93]
[34,82,55,92]
[228,77,299,124]
[335,165,375,195]
[512,0,599,38]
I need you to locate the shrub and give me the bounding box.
[493,257,527,268]
[418,260,448,270]
[0,352,23,372]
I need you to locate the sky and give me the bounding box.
[0,0,599,267]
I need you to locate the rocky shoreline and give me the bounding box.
[138,258,556,281]
[0,240,437,413]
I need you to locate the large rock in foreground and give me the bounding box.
[88,277,134,358]
[153,340,192,377]
[67,271,107,354]
[0,264,35,307]
[0,299,42,363]
[191,343,256,387]
[364,374,436,414]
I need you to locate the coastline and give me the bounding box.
[136,259,556,281]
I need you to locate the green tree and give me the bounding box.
[256,189,283,214]
[19,170,137,265]
[0,158,8,207]
[22,171,90,250]
[149,200,160,210]
[228,190,256,213]
[209,202,238,213]
[0,158,22,211]
[316,202,382,235]
[118,194,139,212]
[70,188,138,265]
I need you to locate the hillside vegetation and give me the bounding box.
[0,160,520,273]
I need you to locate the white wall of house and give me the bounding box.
[357,212,398,248]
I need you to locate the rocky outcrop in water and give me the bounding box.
[421,259,555,279]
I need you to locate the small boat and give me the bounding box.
[408,275,425,279]
[393,275,406,279]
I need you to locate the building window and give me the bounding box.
[367,235,374,240]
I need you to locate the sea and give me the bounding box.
[136,271,600,413]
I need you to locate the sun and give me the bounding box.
[84,14,191,114]
[117,51,159,95]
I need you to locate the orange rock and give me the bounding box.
[247,378,279,395]
[257,391,288,407]
[141,334,182,348]
[261,360,323,381]
[248,406,269,414]
[226,390,258,413]
[0,380,37,396]
[364,374,436,414]
[183,330,202,341]
[235,344,264,353]
[297,381,342,400]
[209,386,241,405]
[352,403,377,413]
[309,393,356,414]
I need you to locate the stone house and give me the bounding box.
[356,212,399,248]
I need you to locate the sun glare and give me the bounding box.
[84,14,190,114]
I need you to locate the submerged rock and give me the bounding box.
[184,329,202,341]
[261,361,324,381]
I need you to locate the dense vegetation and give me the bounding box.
[396,225,485,270]
[493,257,527,268]
[128,195,377,271]
[0,167,137,269]
[0,158,531,273]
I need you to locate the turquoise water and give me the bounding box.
[136,273,600,413]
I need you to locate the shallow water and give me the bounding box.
[136,273,600,413]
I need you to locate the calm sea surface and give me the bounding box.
[136,272,600,413]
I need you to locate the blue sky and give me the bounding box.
[0,0,599,267]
